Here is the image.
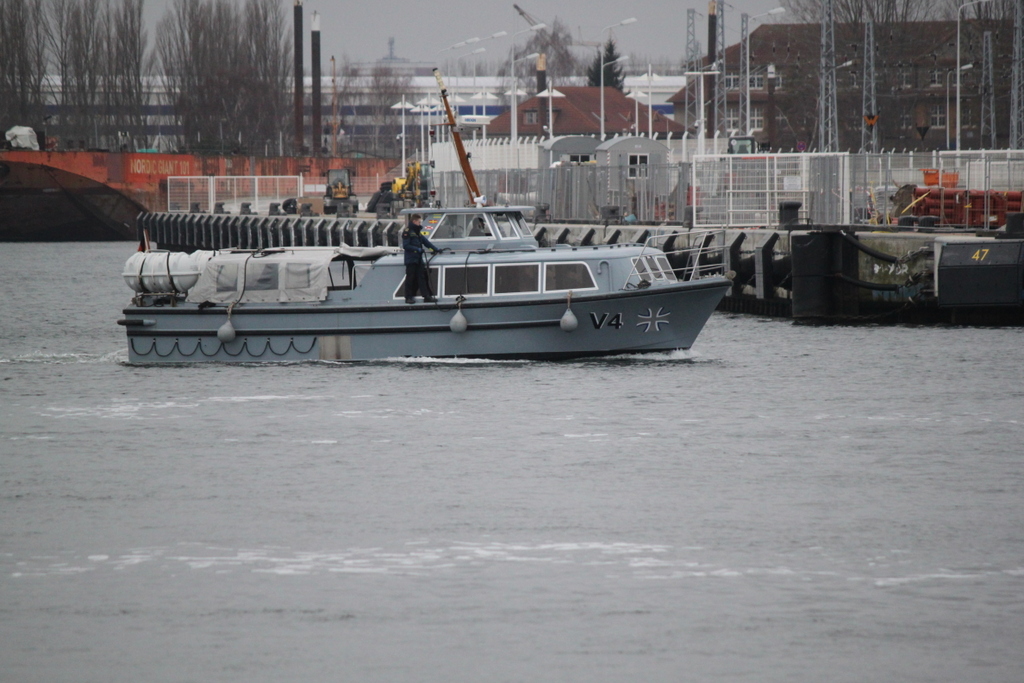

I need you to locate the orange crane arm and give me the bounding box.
[433,68,482,205]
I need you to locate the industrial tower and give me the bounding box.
[861,19,878,153]
[1011,0,1024,148]
[818,0,838,152]
[981,31,995,149]
[686,8,701,134]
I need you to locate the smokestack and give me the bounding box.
[311,12,321,157]
[294,0,304,155]
[706,1,716,139]
[537,54,548,134]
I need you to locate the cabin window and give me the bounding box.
[524,110,538,125]
[213,263,239,292]
[491,213,518,238]
[653,255,678,281]
[430,213,492,239]
[514,214,534,238]
[544,262,596,292]
[494,264,540,294]
[635,255,677,282]
[633,257,653,283]
[444,265,489,296]
[393,267,439,298]
[245,262,278,290]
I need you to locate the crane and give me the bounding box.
[512,3,599,47]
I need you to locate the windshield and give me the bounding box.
[428,213,495,240]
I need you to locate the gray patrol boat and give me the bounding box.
[119,208,730,362]
[118,67,730,362]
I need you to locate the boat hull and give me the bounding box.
[123,279,729,362]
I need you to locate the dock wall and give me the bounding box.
[138,212,1024,325]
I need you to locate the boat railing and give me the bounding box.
[623,229,727,289]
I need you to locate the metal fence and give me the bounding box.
[433,163,691,224]
[850,151,1024,226]
[689,153,851,228]
[167,176,301,214]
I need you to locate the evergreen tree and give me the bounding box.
[586,38,625,91]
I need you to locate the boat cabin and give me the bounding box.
[408,206,539,250]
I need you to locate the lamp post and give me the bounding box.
[600,54,631,140]
[626,89,645,134]
[599,17,637,140]
[685,68,720,156]
[536,87,565,138]
[957,0,992,151]
[454,47,487,116]
[508,22,545,164]
[947,64,973,149]
[390,95,414,167]
[742,7,785,135]
[510,51,540,168]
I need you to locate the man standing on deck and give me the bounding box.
[402,214,439,304]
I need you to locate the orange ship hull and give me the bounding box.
[0,151,396,241]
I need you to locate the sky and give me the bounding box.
[143,0,791,69]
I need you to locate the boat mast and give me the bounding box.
[433,67,482,205]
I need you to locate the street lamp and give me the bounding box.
[510,51,540,168]
[453,47,487,116]
[599,17,638,140]
[390,95,414,167]
[684,67,720,156]
[946,63,973,149]
[957,0,992,151]
[742,7,784,135]
[438,30,507,55]
[600,54,630,140]
[625,90,647,135]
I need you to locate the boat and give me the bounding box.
[116,69,731,362]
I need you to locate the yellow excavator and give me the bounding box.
[323,168,356,216]
[367,161,434,218]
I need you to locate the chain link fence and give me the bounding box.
[432,163,691,224]
[167,176,301,214]
[850,151,1024,226]
[689,153,850,228]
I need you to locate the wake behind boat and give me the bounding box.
[117,68,731,362]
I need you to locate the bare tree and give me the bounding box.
[783,0,930,24]
[107,0,150,147]
[239,0,291,153]
[521,18,585,84]
[44,0,74,138]
[0,0,49,132]
[157,0,292,153]
[362,65,410,156]
[65,0,109,146]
